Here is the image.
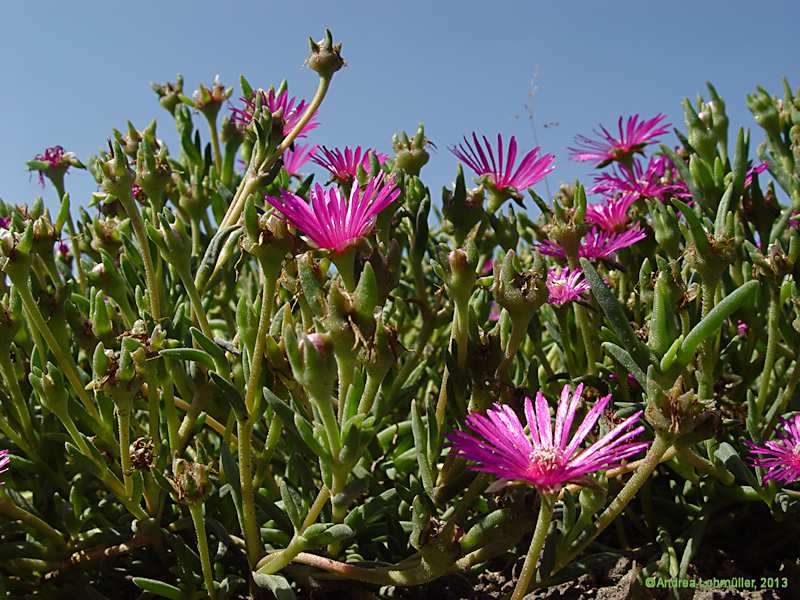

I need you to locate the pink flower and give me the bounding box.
[746,414,800,484]
[449,384,648,491]
[789,211,800,230]
[31,145,73,187]
[0,216,10,230]
[736,320,748,337]
[312,146,388,183]
[230,88,318,138]
[744,162,768,187]
[547,267,590,306]
[449,133,555,194]
[538,227,647,260]
[283,143,318,176]
[488,301,502,322]
[266,172,400,253]
[0,449,9,484]
[585,194,637,232]
[591,156,689,203]
[569,114,669,167]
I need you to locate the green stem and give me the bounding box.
[117,400,134,499]
[119,195,161,322]
[553,434,671,573]
[452,300,469,372]
[756,288,780,419]
[205,115,223,174]
[0,349,34,443]
[698,278,719,401]
[237,420,262,566]
[573,304,598,375]
[0,497,66,550]
[357,372,382,414]
[189,502,217,599]
[511,494,555,600]
[495,316,530,381]
[181,271,213,339]
[14,282,101,423]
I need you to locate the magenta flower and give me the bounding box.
[266,172,400,252]
[0,449,9,484]
[488,301,502,322]
[547,267,590,306]
[312,146,389,183]
[31,145,73,187]
[449,384,648,491]
[744,162,769,187]
[538,227,647,260]
[0,216,10,230]
[585,194,637,232]
[569,114,670,167]
[449,133,555,195]
[591,156,689,203]
[231,88,318,138]
[736,320,748,337]
[789,211,800,230]
[746,414,800,484]
[283,143,318,176]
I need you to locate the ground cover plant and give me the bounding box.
[1,30,800,599]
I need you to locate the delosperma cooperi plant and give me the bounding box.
[2,28,800,599]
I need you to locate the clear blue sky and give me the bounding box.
[2,1,799,214]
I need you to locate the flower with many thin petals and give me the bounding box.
[283,143,318,176]
[230,88,318,137]
[449,133,555,195]
[449,384,648,491]
[585,194,637,232]
[746,414,800,484]
[547,267,590,306]
[266,172,400,253]
[312,145,388,183]
[591,156,689,203]
[0,449,9,484]
[538,226,647,260]
[569,114,669,167]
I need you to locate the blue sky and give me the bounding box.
[1,1,799,214]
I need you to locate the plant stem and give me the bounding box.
[697,278,719,401]
[495,316,530,381]
[237,419,262,566]
[189,502,217,600]
[0,349,34,444]
[0,497,66,550]
[205,115,223,174]
[117,399,134,499]
[553,434,671,573]
[119,195,161,322]
[756,287,780,419]
[510,493,554,600]
[181,270,213,339]
[14,282,101,423]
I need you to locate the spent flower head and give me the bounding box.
[266,172,400,253]
[746,415,800,484]
[28,145,81,188]
[569,114,670,167]
[449,383,648,491]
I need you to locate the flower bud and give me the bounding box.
[392,124,431,176]
[306,29,345,79]
[150,75,184,116]
[492,249,548,322]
